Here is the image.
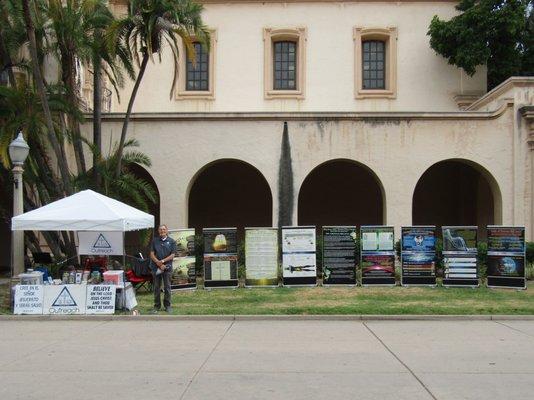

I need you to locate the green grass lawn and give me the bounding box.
[2,281,533,315]
[134,283,534,315]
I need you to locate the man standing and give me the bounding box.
[150,224,176,313]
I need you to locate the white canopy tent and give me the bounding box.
[12,189,154,232]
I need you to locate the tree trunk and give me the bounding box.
[25,230,41,255]
[60,49,86,175]
[114,51,149,178]
[23,196,63,260]
[0,4,16,86]
[21,0,72,195]
[93,53,102,188]
[0,30,16,86]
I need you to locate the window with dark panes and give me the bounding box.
[186,42,209,91]
[273,41,297,90]
[362,40,385,90]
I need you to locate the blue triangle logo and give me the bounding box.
[52,287,77,307]
[93,234,111,249]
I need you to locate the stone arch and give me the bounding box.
[187,159,273,235]
[412,158,502,238]
[124,163,161,254]
[298,159,386,227]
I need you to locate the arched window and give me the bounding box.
[273,41,297,90]
[362,40,385,90]
[176,30,217,99]
[354,27,397,99]
[186,42,209,91]
[264,27,307,99]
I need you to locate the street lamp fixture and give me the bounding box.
[9,132,30,190]
[9,131,29,277]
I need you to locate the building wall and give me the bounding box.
[84,99,531,240]
[75,2,532,247]
[109,1,486,113]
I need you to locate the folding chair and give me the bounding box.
[126,257,153,292]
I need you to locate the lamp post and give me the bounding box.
[9,132,29,277]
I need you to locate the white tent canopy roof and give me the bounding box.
[11,190,154,232]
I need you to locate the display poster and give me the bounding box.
[282,226,317,286]
[402,252,436,276]
[401,227,436,252]
[487,254,525,277]
[245,228,279,287]
[487,227,525,252]
[487,226,526,288]
[169,229,197,290]
[14,285,43,314]
[78,231,124,256]
[203,228,239,288]
[401,226,436,286]
[85,285,116,314]
[42,284,87,315]
[204,228,237,254]
[322,226,357,285]
[442,226,479,287]
[361,226,396,285]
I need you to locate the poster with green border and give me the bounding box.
[169,229,197,289]
[245,228,279,287]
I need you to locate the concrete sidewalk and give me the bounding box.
[1,320,533,400]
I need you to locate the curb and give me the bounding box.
[1,314,534,321]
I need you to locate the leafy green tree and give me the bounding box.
[0,81,78,258]
[428,0,533,90]
[21,0,73,194]
[108,0,209,177]
[74,138,157,214]
[0,0,156,263]
[44,0,134,180]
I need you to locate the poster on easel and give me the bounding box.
[486,226,526,289]
[245,228,279,287]
[322,226,357,285]
[401,226,436,286]
[282,226,317,286]
[203,227,238,288]
[442,226,479,287]
[361,226,396,286]
[169,229,197,290]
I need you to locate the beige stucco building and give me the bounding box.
[80,0,534,244]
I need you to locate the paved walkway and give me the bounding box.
[1,319,533,399]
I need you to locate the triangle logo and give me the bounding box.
[52,287,77,307]
[93,234,112,249]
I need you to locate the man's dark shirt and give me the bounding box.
[150,236,177,271]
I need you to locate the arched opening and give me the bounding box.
[298,159,385,227]
[124,164,160,255]
[188,160,273,236]
[412,159,502,239]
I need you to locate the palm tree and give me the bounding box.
[21,0,73,195]
[91,18,134,188]
[1,0,48,87]
[73,138,157,214]
[45,0,134,176]
[108,0,209,177]
[0,81,78,258]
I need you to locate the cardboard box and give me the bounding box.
[103,270,124,286]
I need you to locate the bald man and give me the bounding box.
[149,225,176,313]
